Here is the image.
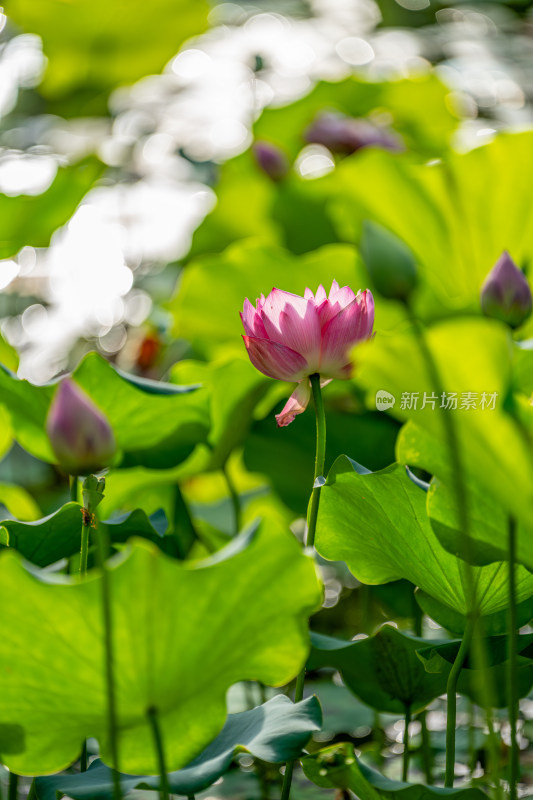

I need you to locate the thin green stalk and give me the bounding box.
[7,773,17,800]
[70,475,78,502]
[306,373,326,548]
[419,712,432,785]
[80,517,90,576]
[147,707,170,800]
[27,779,38,800]
[222,464,241,535]
[406,305,499,790]
[507,516,519,800]
[281,375,325,800]
[95,526,122,800]
[413,603,432,784]
[445,618,475,787]
[80,739,88,772]
[402,705,411,782]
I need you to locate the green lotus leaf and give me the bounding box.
[315,457,533,630]
[0,523,322,774]
[327,131,533,314]
[0,503,171,566]
[7,0,209,114]
[355,317,533,536]
[302,742,486,799]
[309,626,449,714]
[0,352,210,469]
[35,695,321,800]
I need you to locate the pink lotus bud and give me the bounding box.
[46,379,117,474]
[304,112,403,155]
[481,251,532,329]
[252,140,290,181]
[241,281,374,426]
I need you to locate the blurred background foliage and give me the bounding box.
[2,0,533,794]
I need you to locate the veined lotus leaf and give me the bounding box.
[34,695,322,800]
[0,522,322,775]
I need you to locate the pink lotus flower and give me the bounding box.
[241,281,374,426]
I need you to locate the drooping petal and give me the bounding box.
[275,381,311,427]
[241,298,268,338]
[242,336,309,381]
[319,289,375,378]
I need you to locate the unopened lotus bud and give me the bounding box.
[480,251,532,329]
[361,220,417,301]
[304,112,403,155]
[46,379,116,474]
[252,140,290,181]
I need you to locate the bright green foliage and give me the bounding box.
[355,318,533,533]
[7,0,209,113]
[0,503,169,566]
[315,457,533,629]
[170,240,404,358]
[170,358,270,470]
[0,525,321,775]
[0,158,104,259]
[326,131,533,311]
[0,483,40,521]
[0,352,210,468]
[302,742,486,799]
[34,696,322,800]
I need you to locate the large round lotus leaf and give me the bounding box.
[315,457,533,629]
[354,318,533,535]
[327,131,533,312]
[0,524,322,775]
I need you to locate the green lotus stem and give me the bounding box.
[70,474,78,502]
[80,739,88,771]
[445,617,475,787]
[281,375,325,800]
[413,602,432,783]
[147,706,170,800]
[8,772,18,800]
[222,463,241,534]
[470,620,501,799]
[419,711,432,785]
[306,373,326,548]
[80,516,90,576]
[507,515,519,800]
[406,307,499,790]
[95,526,122,800]
[402,705,411,782]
